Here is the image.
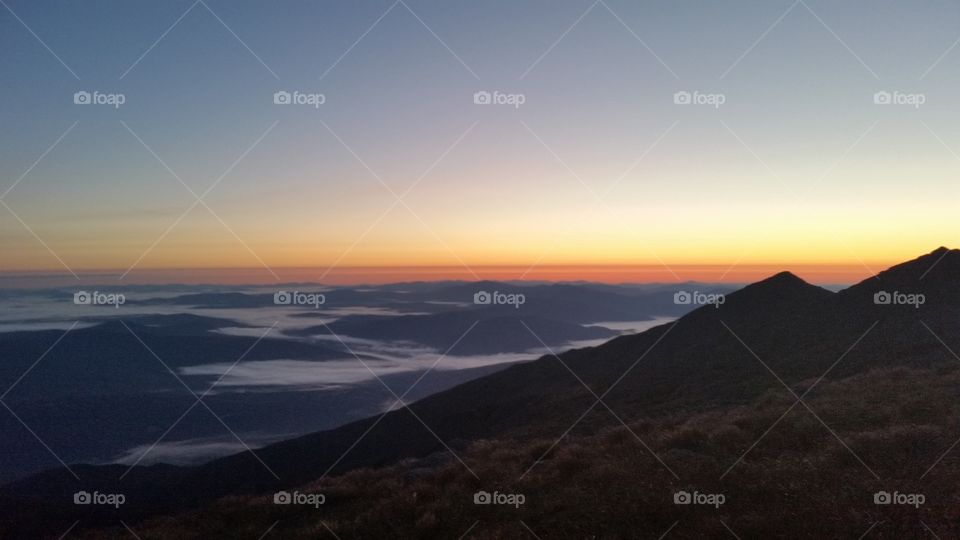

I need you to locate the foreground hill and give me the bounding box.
[4,247,960,538]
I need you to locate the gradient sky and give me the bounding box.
[1,0,958,284]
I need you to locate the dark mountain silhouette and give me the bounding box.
[4,248,960,538]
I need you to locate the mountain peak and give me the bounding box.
[700,270,831,317]
[874,246,958,283]
[839,247,960,304]
[763,271,808,285]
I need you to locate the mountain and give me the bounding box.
[287,311,618,355]
[5,248,960,538]
[0,315,368,484]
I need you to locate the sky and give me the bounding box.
[1,0,959,285]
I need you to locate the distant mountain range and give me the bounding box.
[3,248,958,538]
[0,280,717,488]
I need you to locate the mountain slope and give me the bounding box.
[5,248,960,537]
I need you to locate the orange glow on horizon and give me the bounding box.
[0,262,894,288]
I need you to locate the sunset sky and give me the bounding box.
[1,0,958,284]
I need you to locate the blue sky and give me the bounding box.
[1,0,959,282]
